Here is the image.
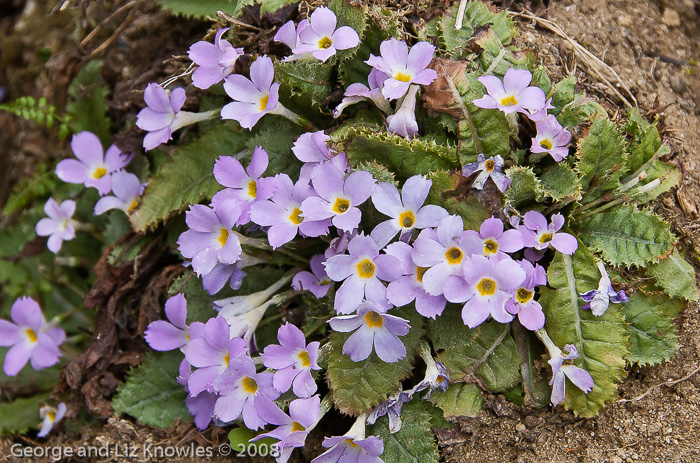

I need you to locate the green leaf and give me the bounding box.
[539,244,629,417]
[157,0,238,18]
[368,400,439,463]
[474,28,534,77]
[429,382,484,418]
[130,122,248,232]
[112,351,191,428]
[66,60,111,146]
[426,171,490,231]
[647,250,698,302]
[627,124,663,173]
[0,393,48,434]
[228,427,278,453]
[2,164,58,216]
[428,311,521,392]
[327,307,423,415]
[557,97,607,129]
[505,166,541,209]
[276,60,333,109]
[538,163,582,204]
[632,160,680,205]
[245,121,304,178]
[575,206,675,267]
[329,0,368,46]
[531,66,552,95]
[550,75,576,115]
[576,117,627,200]
[259,0,296,14]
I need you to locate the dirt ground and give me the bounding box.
[1,0,699,462]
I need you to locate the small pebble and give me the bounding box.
[516,423,527,432]
[669,75,685,93]
[661,8,681,27]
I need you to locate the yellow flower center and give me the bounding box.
[218,228,229,247]
[223,353,230,367]
[332,197,350,214]
[344,439,359,448]
[47,411,56,422]
[483,239,498,255]
[516,288,533,304]
[289,207,304,225]
[297,350,311,368]
[364,311,384,329]
[416,266,428,283]
[484,159,496,172]
[241,376,258,394]
[445,247,463,265]
[247,179,257,199]
[259,94,269,111]
[319,279,331,286]
[25,328,37,343]
[127,199,139,213]
[318,36,333,49]
[395,72,412,82]
[500,95,518,106]
[477,278,497,296]
[93,167,108,179]
[540,138,553,150]
[539,232,554,244]
[398,210,415,229]
[291,421,306,432]
[356,258,376,279]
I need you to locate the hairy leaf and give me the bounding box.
[575,205,674,267]
[539,244,629,417]
[474,28,534,77]
[0,393,48,435]
[505,166,541,209]
[130,122,248,232]
[157,0,238,18]
[368,400,439,463]
[429,382,484,418]
[426,171,491,231]
[66,60,111,146]
[647,250,698,302]
[576,117,627,200]
[245,121,304,178]
[113,351,191,428]
[538,163,582,204]
[276,60,333,109]
[550,75,576,116]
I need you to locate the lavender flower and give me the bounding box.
[548,344,594,405]
[520,211,578,255]
[463,216,524,257]
[188,28,244,89]
[203,262,245,295]
[278,7,360,62]
[329,301,410,363]
[366,38,438,100]
[212,147,277,225]
[386,85,420,138]
[55,131,133,195]
[292,254,333,298]
[333,69,391,117]
[37,403,66,438]
[93,171,146,216]
[527,97,554,122]
[0,297,65,376]
[323,234,401,314]
[461,153,511,193]
[178,361,218,430]
[250,174,329,248]
[472,68,546,115]
[300,163,376,233]
[443,254,526,328]
[177,202,243,277]
[292,130,348,180]
[36,198,76,254]
[530,115,571,162]
[579,261,629,316]
[366,391,410,434]
[144,293,199,352]
[254,395,320,463]
[370,175,448,248]
[311,415,384,463]
[505,260,547,331]
[411,344,449,399]
[263,323,320,397]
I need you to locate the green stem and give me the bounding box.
[270,104,317,132]
[257,311,285,328]
[303,315,332,338]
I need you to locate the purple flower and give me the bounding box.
[300,163,376,233]
[185,317,248,396]
[366,391,411,433]
[202,262,246,295]
[250,174,329,248]
[472,68,546,115]
[329,301,410,362]
[505,260,547,330]
[527,97,554,122]
[144,293,198,352]
[221,55,280,129]
[443,254,526,328]
[370,175,448,248]
[579,261,628,316]
[93,170,146,216]
[312,433,384,463]
[324,234,401,314]
[293,130,348,180]
[279,7,360,62]
[188,28,244,89]
[212,355,280,429]
[293,254,333,298]
[37,403,66,438]
[334,68,391,118]
[385,242,447,319]
[366,38,438,100]
[463,216,524,257]
[386,85,420,138]
[412,346,449,399]
[520,211,578,255]
[0,297,65,376]
[461,153,511,192]
[177,202,243,277]
[530,115,571,162]
[35,198,76,254]
[136,84,186,151]
[55,131,133,195]
[548,344,594,406]
[262,323,320,398]
[254,396,320,463]
[178,360,218,430]
[411,215,479,297]
[212,147,277,225]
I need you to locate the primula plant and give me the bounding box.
[1,0,698,461]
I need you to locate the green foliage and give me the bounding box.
[426,171,490,231]
[429,382,484,418]
[474,28,534,77]
[646,250,698,302]
[0,393,48,435]
[428,311,521,393]
[157,0,238,18]
[66,60,111,146]
[245,122,304,178]
[259,0,297,14]
[538,163,582,204]
[276,60,333,110]
[505,166,541,209]
[0,96,71,140]
[130,122,248,232]
[539,246,629,417]
[576,117,627,201]
[113,351,191,428]
[228,427,278,452]
[326,307,423,415]
[368,400,440,463]
[575,206,674,267]
[550,75,576,116]
[2,164,59,215]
